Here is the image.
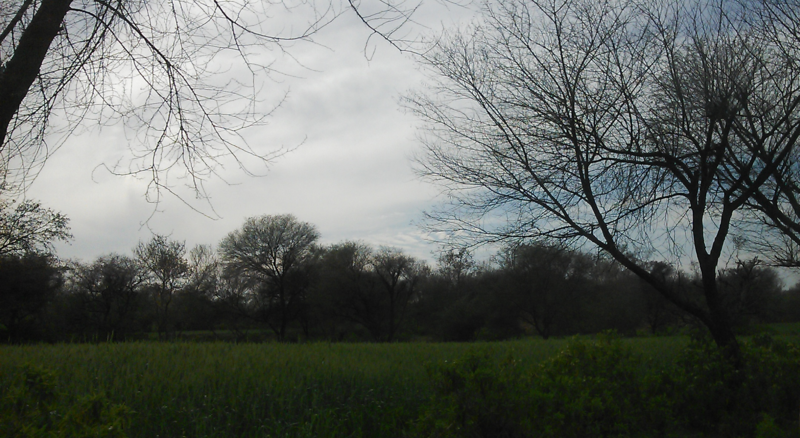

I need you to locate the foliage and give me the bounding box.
[3,341,543,437]
[415,333,800,438]
[0,199,70,256]
[4,335,797,437]
[0,364,131,437]
[0,254,61,342]
[666,334,800,437]
[414,333,671,438]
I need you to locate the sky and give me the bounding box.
[25,2,477,264]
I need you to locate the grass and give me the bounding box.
[757,321,800,336]
[0,333,791,438]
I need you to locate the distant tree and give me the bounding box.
[436,247,476,289]
[135,235,190,339]
[0,198,70,256]
[310,241,376,340]
[187,245,221,296]
[184,244,259,338]
[312,243,428,341]
[64,254,145,340]
[716,259,783,328]
[780,283,800,323]
[0,253,61,342]
[370,246,428,341]
[635,262,684,335]
[582,258,649,335]
[416,247,484,341]
[498,243,591,339]
[219,214,319,341]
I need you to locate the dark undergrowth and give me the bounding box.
[414,332,800,438]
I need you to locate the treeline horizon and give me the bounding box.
[3,213,800,344]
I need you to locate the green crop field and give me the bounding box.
[1,333,797,437]
[0,337,690,438]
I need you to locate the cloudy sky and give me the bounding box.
[25,2,476,263]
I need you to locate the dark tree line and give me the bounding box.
[2,214,798,344]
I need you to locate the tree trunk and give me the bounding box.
[706,309,743,369]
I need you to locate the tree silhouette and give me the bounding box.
[412,0,800,363]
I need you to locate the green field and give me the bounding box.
[0,337,689,437]
[1,334,797,437]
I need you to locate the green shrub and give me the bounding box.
[530,332,671,437]
[416,333,800,438]
[0,364,131,438]
[666,334,800,437]
[414,333,672,438]
[413,349,525,438]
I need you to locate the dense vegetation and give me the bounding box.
[1,333,798,437]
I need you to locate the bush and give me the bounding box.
[530,333,671,437]
[415,333,800,438]
[414,333,672,438]
[413,349,524,438]
[666,334,800,437]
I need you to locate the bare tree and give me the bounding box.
[135,234,189,339]
[219,214,319,341]
[1,0,337,194]
[410,0,800,362]
[0,0,422,203]
[713,0,800,268]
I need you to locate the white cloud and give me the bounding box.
[26,6,460,263]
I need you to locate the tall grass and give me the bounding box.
[0,337,690,437]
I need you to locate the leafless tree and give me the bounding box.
[0,0,422,204]
[410,0,800,361]
[717,0,800,268]
[1,0,328,196]
[135,234,190,339]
